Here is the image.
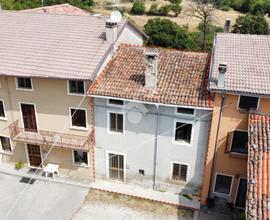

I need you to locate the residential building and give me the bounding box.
[88,45,213,194]
[0,9,144,179]
[201,33,270,210]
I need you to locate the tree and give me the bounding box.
[169,0,182,17]
[144,18,193,49]
[232,14,269,34]
[158,4,170,16]
[131,0,145,15]
[184,0,215,50]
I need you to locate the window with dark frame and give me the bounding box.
[70,108,87,128]
[175,122,192,143]
[229,130,248,155]
[176,107,194,115]
[108,99,124,106]
[109,112,123,133]
[0,101,5,118]
[69,80,84,94]
[238,96,259,111]
[73,150,88,165]
[214,174,233,195]
[0,136,11,152]
[172,163,188,182]
[17,77,32,89]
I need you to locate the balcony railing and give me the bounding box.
[9,120,90,151]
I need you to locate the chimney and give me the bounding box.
[218,63,227,88]
[224,19,231,33]
[144,50,158,89]
[106,20,118,44]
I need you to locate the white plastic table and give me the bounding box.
[43,163,59,180]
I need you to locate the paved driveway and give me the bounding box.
[0,173,89,220]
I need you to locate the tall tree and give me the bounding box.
[184,0,215,50]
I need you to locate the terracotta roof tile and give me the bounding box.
[88,45,213,108]
[248,113,270,220]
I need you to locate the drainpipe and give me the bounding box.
[152,104,160,190]
[208,94,225,198]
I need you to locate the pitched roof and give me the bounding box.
[88,45,213,108]
[21,3,89,16]
[0,11,126,80]
[209,33,270,96]
[248,113,270,220]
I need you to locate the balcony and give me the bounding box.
[9,120,90,151]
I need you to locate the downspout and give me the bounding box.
[152,104,160,190]
[208,94,225,198]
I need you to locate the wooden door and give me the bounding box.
[235,178,247,209]
[27,144,42,168]
[21,103,38,132]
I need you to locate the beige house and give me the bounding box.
[0,9,144,180]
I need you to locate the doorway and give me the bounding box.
[108,153,125,181]
[235,178,247,209]
[26,144,42,168]
[20,103,38,132]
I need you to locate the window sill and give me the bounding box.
[70,126,88,131]
[108,130,124,135]
[72,162,89,168]
[67,92,85,97]
[0,117,8,121]
[0,150,14,155]
[16,88,33,92]
[170,179,187,185]
[229,152,248,158]
[172,140,191,146]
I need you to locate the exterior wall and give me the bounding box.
[0,76,91,177]
[201,93,270,205]
[117,24,144,45]
[93,97,211,194]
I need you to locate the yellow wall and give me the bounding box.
[201,93,270,204]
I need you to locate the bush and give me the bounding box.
[130,0,145,15]
[15,161,24,170]
[232,14,269,34]
[170,3,182,16]
[158,4,170,16]
[148,3,159,15]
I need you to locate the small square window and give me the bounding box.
[108,99,124,106]
[0,136,12,152]
[0,101,6,119]
[214,174,233,195]
[70,108,87,129]
[176,107,194,115]
[68,80,84,94]
[17,77,32,90]
[109,112,123,133]
[175,122,192,144]
[139,169,145,175]
[73,150,88,166]
[172,163,188,182]
[238,96,259,111]
[229,130,248,155]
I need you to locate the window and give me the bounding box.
[70,108,87,129]
[109,112,123,133]
[214,174,233,195]
[176,107,194,115]
[16,77,32,90]
[172,163,188,182]
[108,99,124,106]
[238,96,259,111]
[68,80,84,95]
[73,150,88,166]
[174,122,192,144]
[0,136,12,152]
[227,130,248,155]
[0,100,6,119]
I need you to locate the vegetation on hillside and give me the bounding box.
[1,0,93,11]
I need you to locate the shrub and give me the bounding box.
[250,1,266,15]
[130,0,145,15]
[158,4,170,16]
[15,161,24,170]
[170,3,182,16]
[148,3,159,15]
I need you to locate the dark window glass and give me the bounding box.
[177,108,194,115]
[175,122,192,143]
[69,80,84,94]
[108,99,124,106]
[0,136,11,152]
[74,150,88,165]
[0,101,5,118]
[172,163,188,182]
[238,96,259,111]
[214,174,233,195]
[110,113,123,133]
[71,109,86,128]
[17,77,32,89]
[231,130,248,154]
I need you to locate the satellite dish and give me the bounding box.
[110,10,122,23]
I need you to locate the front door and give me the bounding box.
[108,153,124,181]
[26,144,42,168]
[235,178,247,208]
[21,103,38,132]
